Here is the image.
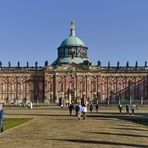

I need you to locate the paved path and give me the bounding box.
[0,106,148,148]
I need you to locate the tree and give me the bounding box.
[108,61,110,70]
[27,61,29,68]
[18,61,20,67]
[8,61,11,67]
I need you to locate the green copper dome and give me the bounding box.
[60,36,86,47]
[51,20,91,66]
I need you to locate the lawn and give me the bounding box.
[3,118,32,131]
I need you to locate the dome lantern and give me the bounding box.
[70,20,76,36]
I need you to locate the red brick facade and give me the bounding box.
[0,63,147,105]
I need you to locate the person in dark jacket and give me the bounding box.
[69,104,73,116]
[126,104,129,115]
[118,104,122,114]
[95,103,99,112]
[89,103,93,112]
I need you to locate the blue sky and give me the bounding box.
[0,0,148,66]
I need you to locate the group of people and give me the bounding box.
[68,102,100,120]
[67,101,138,119]
[68,103,87,120]
[118,104,137,115]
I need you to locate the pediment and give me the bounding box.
[54,63,87,72]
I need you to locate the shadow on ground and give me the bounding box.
[84,131,148,138]
[48,138,148,148]
[112,127,148,132]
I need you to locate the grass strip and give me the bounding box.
[3,118,32,131]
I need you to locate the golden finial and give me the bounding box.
[71,20,75,29]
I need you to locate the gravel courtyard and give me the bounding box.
[0,105,148,148]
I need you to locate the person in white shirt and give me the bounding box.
[30,102,33,109]
[131,104,136,115]
[82,105,87,120]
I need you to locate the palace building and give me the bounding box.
[0,20,148,105]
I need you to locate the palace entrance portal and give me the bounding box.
[68,89,76,104]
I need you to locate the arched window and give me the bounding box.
[112,83,116,92]
[139,83,143,94]
[3,83,7,92]
[12,83,16,92]
[39,92,43,99]
[3,94,7,100]
[92,81,96,92]
[39,82,43,90]
[9,83,11,91]
[82,81,85,92]
[21,93,25,100]
[102,83,107,93]
[12,93,16,99]
[21,82,25,92]
[60,82,64,92]
[50,83,53,92]
[70,82,74,89]
[30,82,34,91]
[121,83,125,90]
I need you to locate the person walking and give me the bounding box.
[68,104,73,116]
[82,105,87,120]
[126,104,129,115]
[131,104,136,116]
[75,103,79,116]
[118,104,122,114]
[30,102,33,109]
[0,103,4,132]
[78,103,83,120]
[95,103,99,112]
